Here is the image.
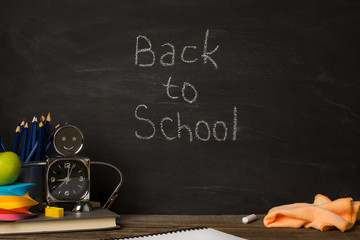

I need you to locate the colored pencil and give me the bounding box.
[0,136,7,152]
[19,118,25,151]
[0,137,3,152]
[25,141,38,163]
[20,122,29,162]
[30,116,38,151]
[40,113,45,123]
[19,118,25,133]
[46,123,60,146]
[25,120,34,159]
[12,125,21,153]
[35,122,44,162]
[44,113,51,151]
[45,140,52,153]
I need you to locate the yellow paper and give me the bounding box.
[0,193,38,210]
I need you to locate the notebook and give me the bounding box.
[112,227,246,240]
[0,208,119,235]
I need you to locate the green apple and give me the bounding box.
[0,151,21,185]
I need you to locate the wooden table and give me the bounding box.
[1,215,359,240]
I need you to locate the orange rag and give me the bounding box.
[264,194,360,232]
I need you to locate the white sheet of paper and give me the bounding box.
[121,228,247,240]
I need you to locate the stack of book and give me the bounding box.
[0,182,38,221]
[0,206,119,235]
[0,183,119,235]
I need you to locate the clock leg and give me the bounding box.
[72,201,93,212]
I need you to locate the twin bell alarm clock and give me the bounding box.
[23,125,123,212]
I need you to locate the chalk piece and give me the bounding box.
[242,214,257,224]
[45,207,64,218]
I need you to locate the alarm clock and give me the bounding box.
[22,125,123,211]
[46,157,90,204]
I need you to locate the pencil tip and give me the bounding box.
[46,112,51,121]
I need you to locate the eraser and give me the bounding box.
[242,214,257,224]
[45,206,64,218]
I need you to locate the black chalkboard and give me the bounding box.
[1,0,360,214]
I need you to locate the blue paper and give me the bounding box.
[0,182,35,196]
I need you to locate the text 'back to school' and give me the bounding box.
[134,29,238,142]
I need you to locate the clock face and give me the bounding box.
[47,159,90,201]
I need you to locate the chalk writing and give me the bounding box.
[134,29,237,142]
[162,77,198,104]
[135,29,219,69]
[213,121,228,141]
[181,46,198,63]
[135,35,155,67]
[135,104,156,140]
[135,105,238,142]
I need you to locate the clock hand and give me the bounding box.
[69,164,75,177]
[66,165,70,179]
[66,165,75,185]
[58,181,66,188]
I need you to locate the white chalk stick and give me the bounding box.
[242,214,257,224]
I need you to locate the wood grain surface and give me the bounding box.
[1,215,359,240]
